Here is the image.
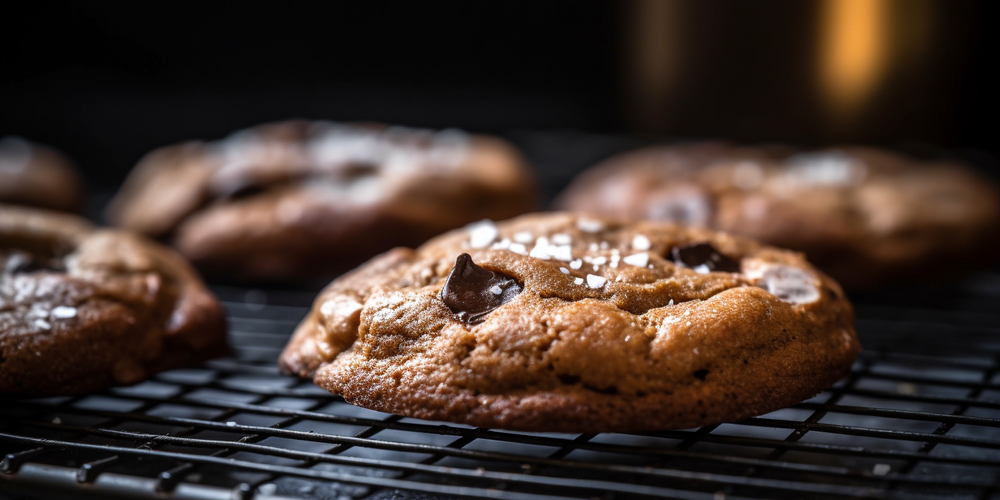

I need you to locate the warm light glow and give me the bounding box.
[820,0,888,124]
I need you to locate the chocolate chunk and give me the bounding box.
[670,243,740,273]
[441,253,522,323]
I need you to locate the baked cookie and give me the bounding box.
[107,121,536,281]
[0,136,83,213]
[554,143,1000,289]
[280,213,858,432]
[0,205,227,397]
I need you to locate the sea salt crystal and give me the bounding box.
[34,319,51,330]
[577,218,603,233]
[491,238,512,250]
[574,277,584,285]
[551,233,572,245]
[489,285,503,295]
[529,237,552,260]
[513,231,533,243]
[623,252,648,267]
[569,259,583,270]
[509,243,528,255]
[586,274,607,289]
[872,464,891,476]
[632,235,651,250]
[559,267,570,274]
[755,265,820,305]
[549,245,573,262]
[51,306,77,319]
[467,220,498,248]
[592,256,607,265]
[693,264,712,274]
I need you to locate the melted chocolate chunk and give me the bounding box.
[441,253,522,324]
[670,243,740,273]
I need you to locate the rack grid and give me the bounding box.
[3,272,1000,500]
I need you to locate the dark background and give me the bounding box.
[1,0,997,191]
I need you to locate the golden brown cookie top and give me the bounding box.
[108,120,534,239]
[556,143,1000,288]
[0,204,227,396]
[280,213,858,431]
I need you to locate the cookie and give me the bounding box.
[554,143,1000,289]
[107,121,536,281]
[0,136,83,213]
[0,204,228,397]
[280,213,858,432]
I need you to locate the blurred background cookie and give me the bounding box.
[0,136,84,213]
[0,204,227,397]
[555,143,1000,289]
[107,120,536,281]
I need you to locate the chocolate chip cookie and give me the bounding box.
[1,205,228,397]
[0,136,83,213]
[107,121,536,281]
[555,143,1000,289]
[280,213,858,432]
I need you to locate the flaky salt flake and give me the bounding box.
[551,233,572,245]
[693,264,711,274]
[592,256,607,265]
[226,421,237,427]
[513,231,533,243]
[573,277,584,285]
[632,234,651,250]
[623,252,648,267]
[586,274,607,289]
[529,237,552,260]
[258,483,277,495]
[34,319,51,330]
[577,218,604,233]
[491,238,511,250]
[489,285,503,295]
[667,299,675,306]
[569,259,583,270]
[549,244,573,262]
[51,306,77,319]
[559,267,570,274]
[466,220,498,248]
[509,243,528,255]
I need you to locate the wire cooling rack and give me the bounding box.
[2,271,1000,500]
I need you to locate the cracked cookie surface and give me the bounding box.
[106,121,536,281]
[555,143,1000,289]
[0,205,227,397]
[280,213,858,432]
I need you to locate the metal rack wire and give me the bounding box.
[2,272,1000,500]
